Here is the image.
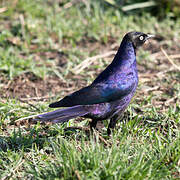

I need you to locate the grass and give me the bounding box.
[0,0,180,179]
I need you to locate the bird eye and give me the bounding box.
[139,36,144,41]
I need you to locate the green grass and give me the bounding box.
[0,0,180,179]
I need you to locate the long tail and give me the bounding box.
[34,105,88,123]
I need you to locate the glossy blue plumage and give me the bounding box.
[36,32,154,135]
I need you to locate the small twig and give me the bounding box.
[143,86,159,93]
[98,135,111,146]
[75,170,81,180]
[151,51,180,60]
[64,126,90,132]
[64,2,73,9]
[1,159,25,180]
[72,51,116,74]
[17,98,40,111]
[168,54,180,59]
[92,130,111,146]
[165,95,178,106]
[122,1,156,11]
[156,67,174,76]
[63,0,80,9]
[12,159,25,176]
[18,95,55,101]
[150,51,162,59]
[0,7,7,13]
[161,47,180,71]
[139,73,156,78]
[19,14,25,39]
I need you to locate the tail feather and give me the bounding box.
[35,105,88,123]
[52,114,85,123]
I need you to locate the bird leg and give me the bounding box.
[107,114,119,135]
[89,119,98,131]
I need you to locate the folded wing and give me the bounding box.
[49,81,135,108]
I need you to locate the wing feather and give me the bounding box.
[49,81,135,108]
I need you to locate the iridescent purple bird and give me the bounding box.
[35,31,154,135]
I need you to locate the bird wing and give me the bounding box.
[49,82,135,108]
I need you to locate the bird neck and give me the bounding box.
[113,38,136,66]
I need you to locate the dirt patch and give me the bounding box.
[0,72,68,99]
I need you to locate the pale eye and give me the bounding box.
[139,36,144,41]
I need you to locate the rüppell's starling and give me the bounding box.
[35,32,154,135]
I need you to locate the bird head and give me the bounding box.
[126,31,155,49]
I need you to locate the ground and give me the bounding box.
[0,0,179,179]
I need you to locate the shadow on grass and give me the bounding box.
[0,110,174,152]
[0,126,60,152]
[0,119,92,152]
